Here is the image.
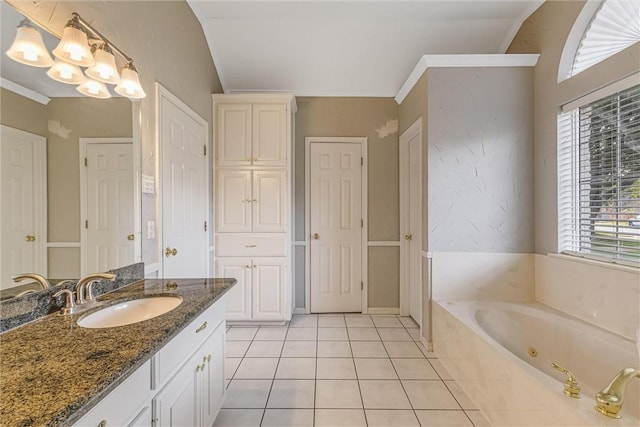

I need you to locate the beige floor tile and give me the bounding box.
[416,342,437,358]
[254,326,288,341]
[354,358,398,379]
[276,358,316,379]
[429,359,454,380]
[347,327,380,341]
[314,409,366,427]
[286,327,317,341]
[377,328,413,341]
[245,340,284,358]
[445,381,477,410]
[392,358,439,379]
[223,380,272,408]
[225,341,251,358]
[414,410,473,426]
[318,315,346,327]
[371,315,404,328]
[289,315,318,328]
[398,316,419,328]
[318,327,348,341]
[266,379,315,408]
[281,340,317,357]
[365,409,420,426]
[406,328,421,341]
[261,409,314,427]
[350,341,388,358]
[345,315,374,328]
[317,341,352,357]
[213,409,263,426]
[316,358,356,379]
[359,380,411,409]
[315,380,363,408]
[464,410,491,426]
[226,327,258,341]
[234,358,279,379]
[402,380,461,410]
[225,357,242,379]
[383,341,424,358]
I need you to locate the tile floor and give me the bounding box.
[216,314,490,427]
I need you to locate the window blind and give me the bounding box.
[558,84,640,266]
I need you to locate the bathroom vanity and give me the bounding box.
[0,278,235,426]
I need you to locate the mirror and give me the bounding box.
[0,2,141,299]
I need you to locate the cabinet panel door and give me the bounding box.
[217,104,251,166]
[200,323,225,427]
[252,170,286,232]
[216,257,252,320]
[217,170,251,232]
[153,350,200,427]
[252,258,285,320]
[252,104,287,166]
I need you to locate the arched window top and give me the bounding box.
[558,0,640,83]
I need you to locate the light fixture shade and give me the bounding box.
[76,78,111,99]
[6,19,54,67]
[52,19,94,67]
[85,44,120,84]
[47,60,86,84]
[114,63,146,99]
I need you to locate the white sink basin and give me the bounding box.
[77,296,183,328]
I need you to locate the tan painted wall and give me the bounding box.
[0,88,47,136]
[294,97,400,308]
[507,0,640,254]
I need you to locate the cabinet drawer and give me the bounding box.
[153,301,225,389]
[215,233,287,256]
[73,360,151,427]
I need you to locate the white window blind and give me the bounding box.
[558,84,640,266]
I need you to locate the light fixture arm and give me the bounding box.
[71,13,133,65]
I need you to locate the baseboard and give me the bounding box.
[421,335,433,353]
[293,307,307,315]
[367,307,400,315]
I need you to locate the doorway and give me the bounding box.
[305,137,367,313]
[399,118,422,326]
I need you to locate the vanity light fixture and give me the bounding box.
[6,11,145,99]
[5,18,54,67]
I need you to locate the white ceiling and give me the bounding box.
[188,0,544,97]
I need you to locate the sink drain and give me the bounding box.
[528,347,538,357]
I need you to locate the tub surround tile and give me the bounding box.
[0,278,236,427]
[445,380,478,410]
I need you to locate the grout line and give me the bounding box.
[258,323,289,426]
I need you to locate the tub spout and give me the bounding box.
[595,367,640,419]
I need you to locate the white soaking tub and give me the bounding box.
[433,300,640,426]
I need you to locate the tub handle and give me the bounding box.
[551,362,581,398]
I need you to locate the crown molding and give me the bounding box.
[1,78,51,105]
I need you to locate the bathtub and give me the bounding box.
[433,300,640,426]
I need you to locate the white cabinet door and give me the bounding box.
[217,104,251,166]
[217,170,252,233]
[153,350,201,427]
[252,104,287,166]
[199,324,225,427]
[252,258,286,320]
[252,170,286,232]
[216,258,252,320]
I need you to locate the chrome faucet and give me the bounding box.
[12,273,50,289]
[75,273,116,304]
[595,367,640,419]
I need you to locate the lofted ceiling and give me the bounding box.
[188,0,544,97]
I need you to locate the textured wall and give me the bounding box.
[427,67,534,253]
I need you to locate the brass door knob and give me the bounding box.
[127,234,135,241]
[25,235,36,242]
[312,233,320,240]
[165,247,178,257]
[405,234,412,241]
[171,248,178,256]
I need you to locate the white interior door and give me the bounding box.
[160,88,208,278]
[0,126,46,287]
[310,142,362,313]
[84,141,134,274]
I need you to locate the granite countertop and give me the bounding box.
[0,278,235,427]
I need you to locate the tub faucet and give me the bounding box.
[75,273,116,304]
[12,273,50,289]
[595,367,640,419]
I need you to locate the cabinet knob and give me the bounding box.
[127,234,135,241]
[245,265,251,268]
[25,235,36,242]
[405,234,412,241]
[312,233,319,240]
[207,354,212,362]
[98,421,107,427]
[245,244,257,248]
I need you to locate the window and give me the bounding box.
[558,83,640,266]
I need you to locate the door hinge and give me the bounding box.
[361,219,364,228]
[361,281,364,290]
[85,220,88,229]
[84,157,87,167]
[204,145,207,156]
[361,157,364,166]
[204,221,208,232]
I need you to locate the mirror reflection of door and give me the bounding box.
[80,138,134,275]
[0,125,47,288]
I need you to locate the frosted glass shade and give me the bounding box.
[53,24,94,67]
[6,19,54,67]
[47,60,86,84]
[86,45,120,84]
[77,79,111,99]
[115,64,146,99]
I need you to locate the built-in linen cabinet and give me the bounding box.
[213,94,295,324]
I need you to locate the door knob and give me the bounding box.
[405,234,412,241]
[312,233,319,240]
[127,234,135,241]
[171,248,178,256]
[25,235,36,242]
[165,247,178,257]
